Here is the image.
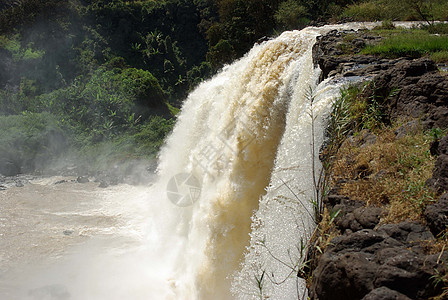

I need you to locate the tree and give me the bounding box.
[275,0,310,30]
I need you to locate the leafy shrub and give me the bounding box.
[0,112,68,172]
[274,0,309,30]
[75,114,175,170]
[132,115,174,156]
[206,39,235,69]
[186,61,212,91]
[342,0,393,21]
[37,67,168,136]
[119,68,166,108]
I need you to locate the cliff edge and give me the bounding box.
[309,28,448,300]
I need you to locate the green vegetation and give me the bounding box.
[342,0,448,22]
[0,112,68,172]
[275,0,310,31]
[0,0,447,174]
[322,79,445,246]
[362,29,448,61]
[0,0,351,174]
[311,81,447,296]
[0,0,205,173]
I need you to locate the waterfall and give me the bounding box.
[0,22,406,300]
[137,23,375,299]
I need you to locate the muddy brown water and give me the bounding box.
[0,177,151,300]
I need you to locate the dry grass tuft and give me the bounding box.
[306,207,340,288]
[318,82,448,298]
[331,123,437,224]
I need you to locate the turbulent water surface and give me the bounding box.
[1,23,382,300]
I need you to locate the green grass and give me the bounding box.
[362,31,448,60]
[431,51,448,63]
[422,23,448,34]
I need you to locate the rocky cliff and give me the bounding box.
[309,29,448,300]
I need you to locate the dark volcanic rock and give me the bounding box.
[376,222,434,243]
[353,207,383,229]
[324,187,383,233]
[425,193,448,236]
[76,176,89,183]
[427,135,448,194]
[427,156,448,194]
[98,181,109,188]
[313,251,377,300]
[430,154,448,193]
[394,120,421,139]
[370,58,448,129]
[362,287,411,300]
[313,30,394,80]
[430,140,440,156]
[337,207,383,233]
[326,193,364,212]
[439,135,448,155]
[311,29,448,300]
[314,30,448,130]
[310,222,439,300]
[330,229,386,252]
[373,251,440,299]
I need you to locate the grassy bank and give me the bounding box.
[309,80,448,298]
[362,26,448,62]
[328,83,440,223]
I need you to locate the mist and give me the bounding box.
[0,180,165,300]
[0,2,369,299]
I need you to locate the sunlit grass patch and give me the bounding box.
[361,31,448,58]
[432,51,448,63]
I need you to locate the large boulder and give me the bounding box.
[425,193,448,236]
[427,135,448,194]
[310,223,442,300]
[362,287,411,300]
[370,58,448,129]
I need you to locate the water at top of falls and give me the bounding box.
[1,22,390,300]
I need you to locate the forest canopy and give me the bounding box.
[0,0,446,175]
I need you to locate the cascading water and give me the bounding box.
[153,24,372,299]
[0,23,379,300]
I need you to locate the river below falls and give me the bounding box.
[0,176,154,300]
